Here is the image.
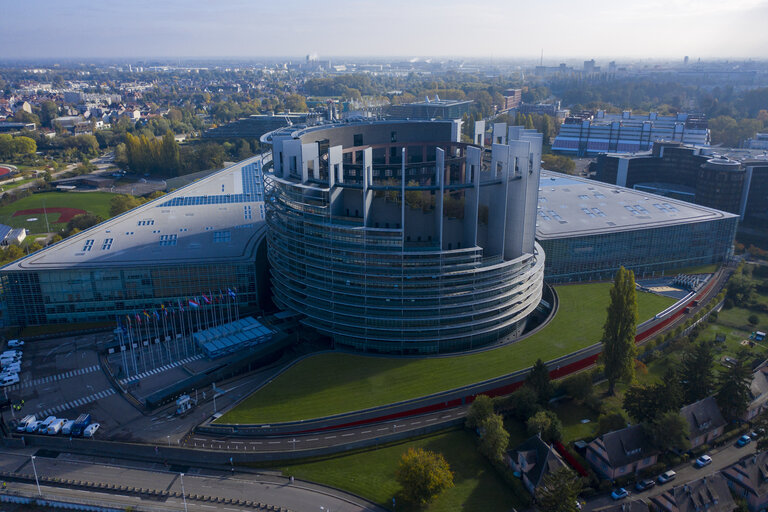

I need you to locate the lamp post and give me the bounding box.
[30,455,41,496]
[167,435,171,447]
[179,472,188,512]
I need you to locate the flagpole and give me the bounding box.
[144,313,154,369]
[128,318,139,376]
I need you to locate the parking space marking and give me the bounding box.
[11,365,101,391]
[36,388,116,418]
[119,355,204,385]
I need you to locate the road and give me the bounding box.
[0,448,383,512]
[584,436,758,510]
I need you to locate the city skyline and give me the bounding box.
[3,0,768,60]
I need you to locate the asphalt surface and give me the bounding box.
[0,448,383,512]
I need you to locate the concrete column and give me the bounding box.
[617,158,629,187]
[493,123,507,145]
[436,147,445,249]
[486,144,510,257]
[463,146,481,248]
[328,145,344,217]
[362,147,373,227]
[474,120,486,146]
[301,143,320,182]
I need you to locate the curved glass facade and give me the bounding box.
[265,121,546,354]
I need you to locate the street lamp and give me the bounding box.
[167,435,171,447]
[179,472,188,512]
[30,455,41,496]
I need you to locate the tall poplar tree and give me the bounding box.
[601,266,638,395]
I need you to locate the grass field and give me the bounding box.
[217,283,676,424]
[0,191,117,234]
[278,428,524,511]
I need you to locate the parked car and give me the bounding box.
[83,423,100,438]
[635,479,656,492]
[6,339,23,348]
[16,415,36,432]
[25,420,42,433]
[695,455,712,468]
[658,470,677,484]
[61,420,75,435]
[751,428,764,440]
[611,488,629,500]
[737,435,752,447]
[37,416,57,433]
[1,374,19,387]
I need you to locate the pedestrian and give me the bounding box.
[289,476,294,484]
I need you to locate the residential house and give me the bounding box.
[650,473,737,512]
[680,397,727,449]
[586,425,659,480]
[745,362,768,421]
[505,434,568,496]
[0,224,26,246]
[722,451,768,512]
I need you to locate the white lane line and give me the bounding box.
[268,441,281,444]
[425,418,437,422]
[361,430,371,434]
[305,438,319,442]
[376,428,387,432]
[325,435,337,439]
[341,433,354,437]
[411,421,422,425]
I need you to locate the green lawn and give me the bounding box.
[217,284,676,424]
[0,191,117,233]
[554,399,600,443]
[664,263,720,275]
[0,177,38,192]
[279,429,524,512]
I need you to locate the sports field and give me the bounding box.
[217,283,676,424]
[0,192,116,234]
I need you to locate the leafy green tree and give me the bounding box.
[109,195,143,217]
[495,386,541,421]
[561,372,593,403]
[727,273,755,306]
[526,358,553,406]
[542,154,576,174]
[65,213,103,234]
[748,314,759,326]
[395,448,454,505]
[716,352,753,422]
[646,411,690,453]
[601,267,638,394]
[624,370,682,423]
[680,342,714,404]
[479,413,509,462]
[466,394,494,430]
[527,410,563,443]
[12,136,36,156]
[597,411,628,435]
[535,466,584,512]
[284,94,308,112]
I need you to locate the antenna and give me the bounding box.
[540,48,543,66]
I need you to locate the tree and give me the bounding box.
[535,466,584,512]
[624,369,682,423]
[495,386,541,421]
[527,410,563,443]
[727,273,755,306]
[680,342,714,404]
[597,411,628,435]
[395,448,454,505]
[478,413,509,462]
[284,94,308,112]
[526,359,553,405]
[601,267,638,394]
[12,136,36,156]
[466,394,494,430]
[109,195,143,217]
[561,372,593,403]
[716,352,753,422]
[646,411,690,453]
[65,213,103,234]
[748,314,760,326]
[542,154,576,175]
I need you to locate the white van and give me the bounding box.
[16,415,36,432]
[7,339,24,348]
[38,416,57,432]
[26,420,42,433]
[46,418,66,435]
[61,419,75,435]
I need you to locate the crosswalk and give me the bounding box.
[37,388,116,419]
[119,354,204,385]
[3,364,101,392]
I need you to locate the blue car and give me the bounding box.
[737,434,752,447]
[611,488,629,500]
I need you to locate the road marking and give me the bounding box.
[249,441,262,445]
[425,418,437,422]
[361,430,371,434]
[376,428,387,431]
[268,441,281,444]
[36,388,116,418]
[411,421,421,425]
[20,365,100,390]
[341,433,354,437]
[325,435,337,439]
[305,438,318,442]
[119,355,204,385]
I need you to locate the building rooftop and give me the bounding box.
[1,155,267,271]
[535,171,738,240]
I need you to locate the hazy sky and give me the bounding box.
[2,0,768,60]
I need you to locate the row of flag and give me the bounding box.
[123,288,237,325]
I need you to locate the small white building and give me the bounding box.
[0,224,26,246]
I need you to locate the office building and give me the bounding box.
[388,98,473,120]
[0,156,269,326]
[552,110,710,156]
[595,141,768,222]
[535,171,738,283]
[264,120,545,354]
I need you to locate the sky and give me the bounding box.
[2,0,768,61]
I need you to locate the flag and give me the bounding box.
[227,288,236,298]
[177,299,184,312]
[125,315,131,325]
[189,298,199,308]
[143,310,150,319]
[153,310,160,321]
[161,304,168,317]
[202,294,211,305]
[135,313,141,325]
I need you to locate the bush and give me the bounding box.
[749,314,760,326]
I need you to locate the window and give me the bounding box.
[354,133,363,146]
[159,234,177,246]
[101,238,113,250]
[390,131,397,143]
[213,231,231,243]
[244,205,253,220]
[82,239,94,252]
